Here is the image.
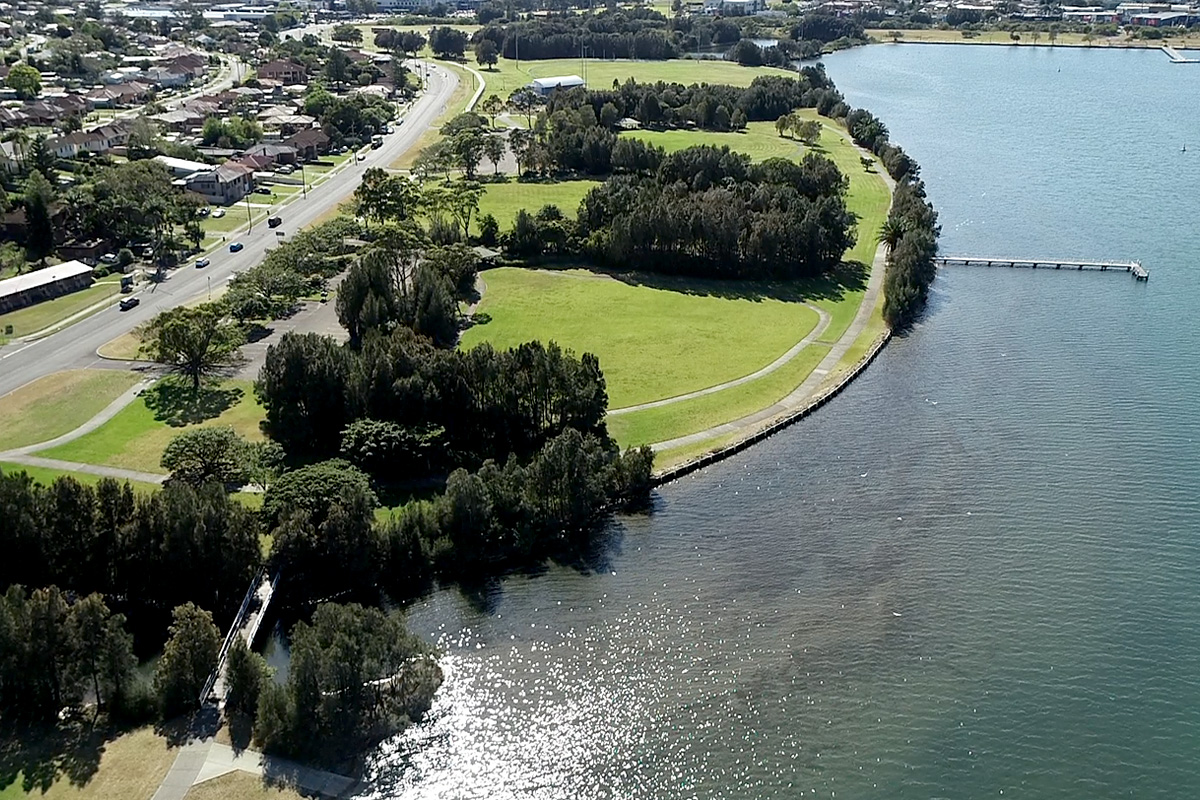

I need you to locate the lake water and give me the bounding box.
[359,45,1200,798]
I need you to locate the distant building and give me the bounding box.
[285,128,331,161]
[153,154,213,177]
[257,59,306,85]
[530,75,586,96]
[0,261,94,315]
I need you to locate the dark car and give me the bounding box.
[229,242,244,253]
[267,216,282,228]
[254,187,271,195]
[118,297,140,311]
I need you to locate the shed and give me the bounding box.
[530,75,585,96]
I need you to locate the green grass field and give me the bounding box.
[0,370,141,452]
[462,268,820,409]
[470,56,796,100]
[476,179,600,230]
[0,280,123,339]
[607,343,831,448]
[183,772,305,800]
[461,113,891,448]
[43,377,265,475]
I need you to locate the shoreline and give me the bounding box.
[865,34,1199,53]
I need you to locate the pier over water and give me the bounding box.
[936,256,1148,281]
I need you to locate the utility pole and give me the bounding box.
[245,190,253,231]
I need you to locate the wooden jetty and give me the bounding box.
[936,256,1148,281]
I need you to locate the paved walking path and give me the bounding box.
[151,740,213,800]
[194,743,359,797]
[649,162,897,453]
[608,303,831,416]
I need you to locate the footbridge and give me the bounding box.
[201,569,280,706]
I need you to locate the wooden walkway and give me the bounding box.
[936,256,1148,281]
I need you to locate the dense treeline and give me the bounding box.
[574,145,855,280]
[0,473,260,645]
[256,328,611,468]
[0,587,138,723]
[881,180,939,328]
[476,9,679,61]
[471,11,859,63]
[267,428,651,608]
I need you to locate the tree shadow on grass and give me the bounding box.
[143,379,243,427]
[601,259,870,306]
[0,716,111,794]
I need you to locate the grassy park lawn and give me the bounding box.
[0,726,173,800]
[628,124,807,163]
[461,268,821,409]
[98,330,146,360]
[184,773,304,800]
[607,343,830,448]
[0,280,122,339]
[43,377,265,476]
[469,56,796,100]
[476,179,600,230]
[0,370,141,452]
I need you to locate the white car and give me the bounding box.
[211,208,226,218]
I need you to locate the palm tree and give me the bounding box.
[877,218,909,257]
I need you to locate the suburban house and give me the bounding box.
[85,81,152,108]
[144,66,190,88]
[257,59,306,85]
[243,142,298,165]
[0,260,94,315]
[46,122,133,159]
[185,161,254,205]
[286,128,331,161]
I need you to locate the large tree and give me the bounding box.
[141,302,246,389]
[23,170,55,262]
[154,602,221,717]
[474,39,499,70]
[353,167,421,229]
[64,593,137,714]
[6,63,41,100]
[160,427,250,488]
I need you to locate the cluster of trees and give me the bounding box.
[879,179,939,329]
[0,471,260,646]
[249,603,441,763]
[200,116,263,149]
[0,587,138,722]
[429,26,470,59]
[789,13,867,45]
[475,9,678,61]
[574,145,855,280]
[255,329,616,471]
[4,157,208,264]
[302,85,397,149]
[841,107,918,183]
[775,112,823,144]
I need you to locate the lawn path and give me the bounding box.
[649,152,896,452]
[0,374,170,484]
[608,303,831,415]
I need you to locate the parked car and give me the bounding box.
[99,253,118,264]
[276,164,294,174]
[268,216,282,228]
[211,208,226,218]
[118,297,140,311]
[198,207,210,217]
[229,242,244,253]
[195,258,210,268]
[254,186,271,195]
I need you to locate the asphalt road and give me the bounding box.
[0,62,458,398]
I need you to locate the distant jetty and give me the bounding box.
[936,256,1148,281]
[1162,46,1200,63]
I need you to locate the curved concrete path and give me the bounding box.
[650,159,897,453]
[0,374,170,484]
[608,303,831,416]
